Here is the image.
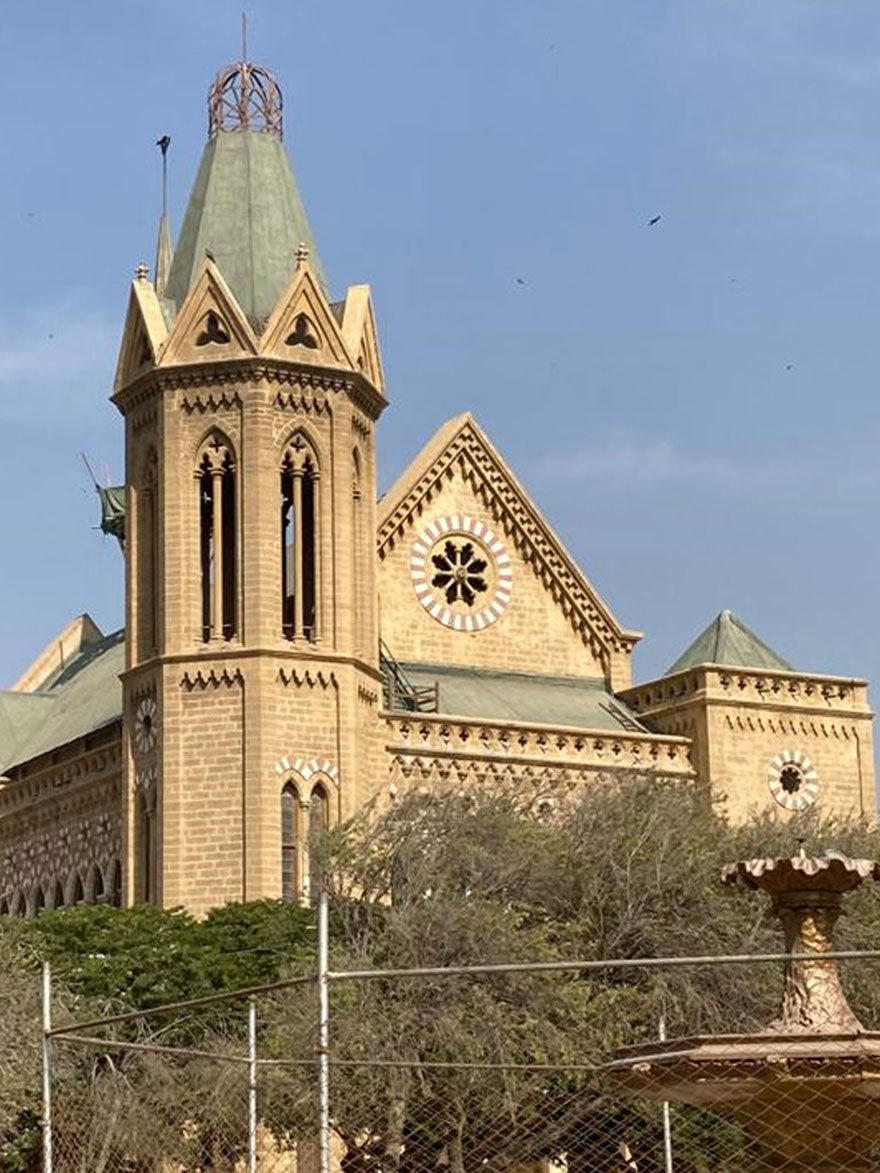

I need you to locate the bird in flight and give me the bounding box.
[647,215,662,226]
[785,363,794,371]
[515,277,526,286]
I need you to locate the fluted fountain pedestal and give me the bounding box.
[608,855,880,1172]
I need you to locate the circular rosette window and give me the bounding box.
[767,750,820,812]
[134,696,158,755]
[411,516,512,631]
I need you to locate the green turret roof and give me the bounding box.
[164,130,327,326]
[665,609,793,676]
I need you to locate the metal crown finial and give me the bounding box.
[135,262,150,281]
[207,60,283,139]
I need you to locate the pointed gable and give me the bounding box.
[260,261,354,367]
[113,277,169,392]
[378,414,640,686]
[666,609,793,676]
[159,258,258,366]
[340,284,385,392]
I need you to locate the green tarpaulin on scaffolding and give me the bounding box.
[98,486,126,544]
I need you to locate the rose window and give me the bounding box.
[134,696,158,755]
[431,539,490,607]
[767,750,819,812]
[411,516,512,632]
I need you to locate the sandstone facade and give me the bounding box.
[0,57,872,917]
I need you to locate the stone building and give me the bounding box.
[0,59,874,917]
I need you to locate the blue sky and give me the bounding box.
[1,0,879,694]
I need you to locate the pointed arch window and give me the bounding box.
[52,880,65,909]
[72,874,85,906]
[89,863,105,904]
[281,783,300,902]
[34,888,46,916]
[281,434,320,643]
[137,783,158,904]
[140,448,160,656]
[352,448,364,655]
[196,433,237,642]
[110,860,123,907]
[0,898,8,916]
[308,783,329,900]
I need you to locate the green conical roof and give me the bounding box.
[665,609,793,676]
[164,130,327,326]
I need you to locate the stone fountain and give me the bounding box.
[608,853,880,1171]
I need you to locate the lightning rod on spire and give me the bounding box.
[156,135,171,218]
[242,12,249,61]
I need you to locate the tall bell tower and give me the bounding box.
[112,59,386,914]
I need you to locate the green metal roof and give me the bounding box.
[399,662,648,732]
[665,609,792,676]
[164,130,327,326]
[0,630,124,773]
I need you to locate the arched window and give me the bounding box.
[308,784,330,900]
[89,863,105,904]
[352,448,364,654]
[196,432,237,642]
[137,785,158,904]
[109,860,123,907]
[72,874,85,905]
[52,880,65,909]
[0,898,9,916]
[281,783,300,902]
[34,888,46,916]
[280,434,320,643]
[12,892,25,918]
[140,448,160,656]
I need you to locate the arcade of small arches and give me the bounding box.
[1,859,123,918]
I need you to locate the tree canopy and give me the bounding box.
[3,775,880,1171]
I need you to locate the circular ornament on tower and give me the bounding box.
[410,515,512,632]
[134,696,159,755]
[767,750,819,812]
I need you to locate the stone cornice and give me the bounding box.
[0,739,122,820]
[377,418,640,662]
[383,711,693,776]
[113,360,386,421]
[124,646,382,682]
[622,664,872,720]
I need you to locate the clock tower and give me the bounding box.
[113,59,386,913]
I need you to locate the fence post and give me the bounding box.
[248,999,257,1173]
[42,960,53,1173]
[659,1015,673,1173]
[318,890,330,1173]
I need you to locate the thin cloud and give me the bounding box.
[531,432,804,490]
[712,138,880,239]
[0,308,117,420]
[672,0,880,90]
[534,432,880,500]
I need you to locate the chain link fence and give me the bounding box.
[40,904,880,1172]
